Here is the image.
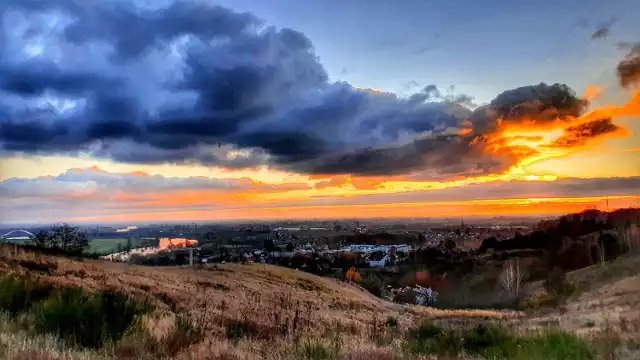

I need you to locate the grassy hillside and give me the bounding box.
[526,254,640,339]
[1,244,638,359]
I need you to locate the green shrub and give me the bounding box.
[0,276,52,315]
[545,269,576,297]
[359,275,384,297]
[521,292,561,311]
[297,340,332,360]
[385,315,398,329]
[461,324,518,358]
[33,287,148,348]
[515,331,595,360]
[404,322,462,357]
[226,318,259,341]
[404,322,594,360]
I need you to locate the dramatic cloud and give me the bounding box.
[550,118,620,148]
[0,0,630,179]
[468,83,588,135]
[617,42,640,88]
[302,177,640,207]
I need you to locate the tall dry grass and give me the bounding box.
[4,244,640,359]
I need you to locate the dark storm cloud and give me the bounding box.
[617,42,640,89]
[0,60,119,96]
[468,83,588,135]
[0,0,605,178]
[7,0,261,61]
[550,118,619,148]
[287,133,508,176]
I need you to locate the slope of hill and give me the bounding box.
[3,244,640,359]
[527,253,640,339]
[1,244,525,360]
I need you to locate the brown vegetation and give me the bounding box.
[2,243,640,359]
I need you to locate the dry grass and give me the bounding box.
[3,244,640,359]
[0,313,110,360]
[524,253,640,340]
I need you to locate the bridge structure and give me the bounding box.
[0,229,36,239]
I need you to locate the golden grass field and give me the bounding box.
[1,244,639,359]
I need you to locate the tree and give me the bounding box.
[31,230,53,248]
[31,223,89,254]
[285,242,295,252]
[480,237,499,252]
[52,223,89,253]
[126,237,132,251]
[498,258,524,300]
[264,239,276,252]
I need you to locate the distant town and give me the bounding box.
[1,216,545,270]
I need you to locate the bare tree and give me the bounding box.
[30,223,89,254]
[31,230,53,248]
[499,258,524,299]
[599,244,607,266]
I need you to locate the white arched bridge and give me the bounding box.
[0,229,36,239]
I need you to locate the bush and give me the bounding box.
[521,292,561,311]
[33,287,148,348]
[297,340,333,360]
[404,322,595,360]
[404,322,462,357]
[226,318,260,341]
[462,324,517,358]
[516,331,594,360]
[359,275,384,297]
[545,268,576,297]
[385,316,398,329]
[0,276,52,315]
[30,223,89,255]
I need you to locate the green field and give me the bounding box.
[88,238,146,255]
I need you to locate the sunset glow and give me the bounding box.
[1,0,639,224]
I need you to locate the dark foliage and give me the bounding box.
[29,223,89,255]
[359,275,384,297]
[404,322,594,359]
[0,275,53,314]
[33,287,149,348]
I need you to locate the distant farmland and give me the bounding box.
[88,237,153,255]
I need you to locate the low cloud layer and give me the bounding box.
[0,0,632,179]
[1,167,639,223]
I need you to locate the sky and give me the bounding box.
[0,0,639,224]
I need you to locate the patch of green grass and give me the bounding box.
[513,331,595,360]
[462,324,516,358]
[404,322,462,357]
[0,275,53,315]
[0,274,151,350]
[297,340,333,360]
[33,287,150,348]
[404,322,595,360]
[87,238,142,255]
